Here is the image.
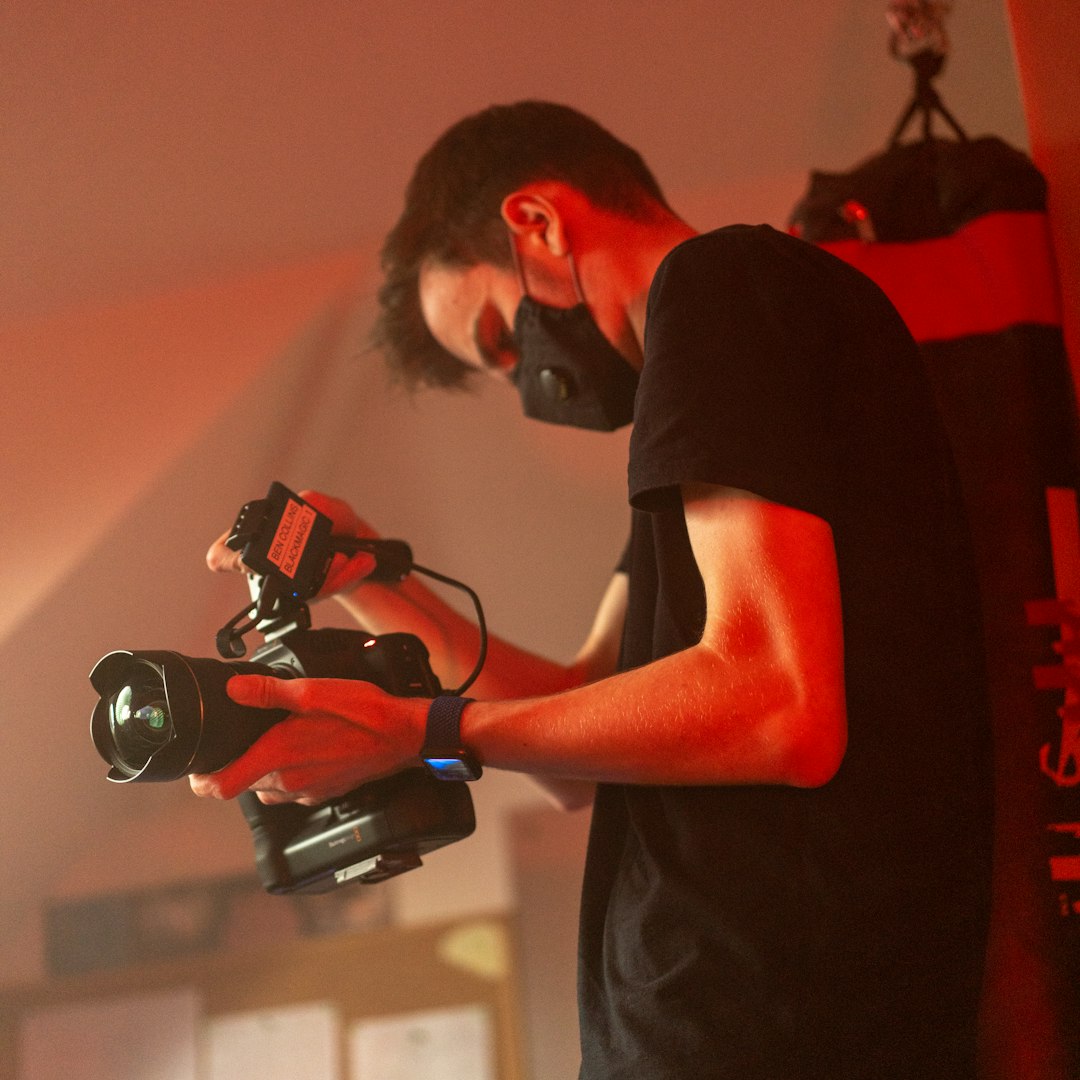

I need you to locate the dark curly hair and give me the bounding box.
[372,101,671,391]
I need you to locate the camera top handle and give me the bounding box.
[214,483,488,696]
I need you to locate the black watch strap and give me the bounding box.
[422,696,482,781]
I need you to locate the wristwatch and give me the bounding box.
[421,695,483,781]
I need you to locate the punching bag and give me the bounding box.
[790,134,1079,1078]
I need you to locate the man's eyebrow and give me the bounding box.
[472,310,505,371]
[471,315,493,368]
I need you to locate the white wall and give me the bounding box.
[0,0,1030,989]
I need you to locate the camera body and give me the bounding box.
[90,484,477,894]
[239,627,475,892]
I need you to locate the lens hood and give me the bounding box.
[90,650,284,782]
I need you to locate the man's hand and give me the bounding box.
[188,675,429,805]
[205,489,381,598]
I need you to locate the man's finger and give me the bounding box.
[189,744,285,800]
[206,531,248,574]
[226,674,293,710]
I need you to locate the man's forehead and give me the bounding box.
[419,259,513,367]
[418,259,485,310]
[418,261,480,363]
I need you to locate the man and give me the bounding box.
[193,102,993,1078]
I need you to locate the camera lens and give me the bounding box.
[107,663,173,771]
[91,648,290,782]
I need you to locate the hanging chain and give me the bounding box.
[885,0,966,145]
[886,0,952,63]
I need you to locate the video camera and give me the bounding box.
[90,483,484,894]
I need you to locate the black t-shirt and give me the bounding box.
[577,226,993,1079]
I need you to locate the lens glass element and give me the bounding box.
[108,665,173,769]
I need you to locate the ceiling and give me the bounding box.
[2,1,1027,325]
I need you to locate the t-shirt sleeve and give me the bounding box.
[628,228,840,521]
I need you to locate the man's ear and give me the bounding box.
[501,190,570,256]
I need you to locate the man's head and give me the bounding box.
[373,101,674,391]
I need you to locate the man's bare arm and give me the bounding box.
[192,484,846,804]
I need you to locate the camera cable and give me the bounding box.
[335,538,488,696]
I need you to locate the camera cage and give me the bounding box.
[90,482,488,893]
[215,482,487,693]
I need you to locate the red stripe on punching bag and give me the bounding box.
[820,211,1062,343]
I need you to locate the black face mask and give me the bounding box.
[504,231,639,431]
[509,296,640,431]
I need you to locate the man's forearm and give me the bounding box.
[460,636,846,790]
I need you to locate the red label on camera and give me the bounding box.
[267,498,317,580]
